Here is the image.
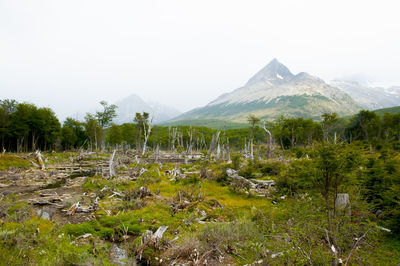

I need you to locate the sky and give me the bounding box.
[1,0,400,120]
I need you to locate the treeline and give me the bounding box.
[272,111,400,149]
[0,100,60,152]
[97,110,400,151]
[2,98,400,152]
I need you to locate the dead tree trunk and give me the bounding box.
[208,131,220,157]
[249,138,254,161]
[170,127,177,152]
[263,121,273,158]
[142,117,153,156]
[154,144,160,162]
[35,150,45,170]
[186,126,194,155]
[226,138,230,161]
[109,150,116,178]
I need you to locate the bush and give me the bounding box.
[231,154,241,170]
[238,164,257,179]
[215,169,229,185]
[259,161,284,176]
[275,160,316,194]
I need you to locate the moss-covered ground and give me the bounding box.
[0,150,399,265]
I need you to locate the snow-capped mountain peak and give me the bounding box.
[245,58,295,86]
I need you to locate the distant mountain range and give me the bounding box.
[387,86,400,98]
[114,94,181,124]
[329,80,400,110]
[171,59,362,122]
[68,59,400,125]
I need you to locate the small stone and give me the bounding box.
[110,244,127,265]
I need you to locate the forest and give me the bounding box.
[0,98,400,265]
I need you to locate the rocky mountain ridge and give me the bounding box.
[173,59,361,122]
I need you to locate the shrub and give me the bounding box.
[259,161,284,176]
[275,160,316,194]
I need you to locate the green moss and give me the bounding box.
[64,220,114,238]
[0,154,30,170]
[0,218,113,265]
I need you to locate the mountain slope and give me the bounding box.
[373,106,400,117]
[114,94,181,124]
[330,80,400,110]
[173,59,361,122]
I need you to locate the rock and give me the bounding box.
[110,244,128,265]
[141,225,168,246]
[335,193,350,209]
[36,209,51,220]
[153,225,168,240]
[226,168,256,188]
[336,193,351,215]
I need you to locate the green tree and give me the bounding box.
[84,113,101,151]
[61,118,86,150]
[314,144,359,225]
[134,112,150,151]
[321,113,339,142]
[273,116,320,149]
[10,103,34,152]
[382,113,400,141]
[63,118,87,148]
[37,107,60,150]
[106,124,122,146]
[120,123,136,147]
[348,110,380,141]
[0,99,18,150]
[61,126,77,150]
[247,114,260,139]
[95,101,117,149]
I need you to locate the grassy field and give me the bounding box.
[1,149,400,265]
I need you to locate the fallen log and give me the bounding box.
[251,179,275,188]
[226,168,256,189]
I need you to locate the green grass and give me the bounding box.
[0,218,113,265]
[0,154,31,170]
[2,149,400,265]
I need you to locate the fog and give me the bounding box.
[1,0,399,120]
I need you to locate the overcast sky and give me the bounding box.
[1,0,400,120]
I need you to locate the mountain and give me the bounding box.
[172,59,361,122]
[387,86,400,97]
[373,106,400,117]
[114,94,181,124]
[330,80,400,110]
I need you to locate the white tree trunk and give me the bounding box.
[109,150,116,178]
[263,121,273,158]
[142,117,153,156]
